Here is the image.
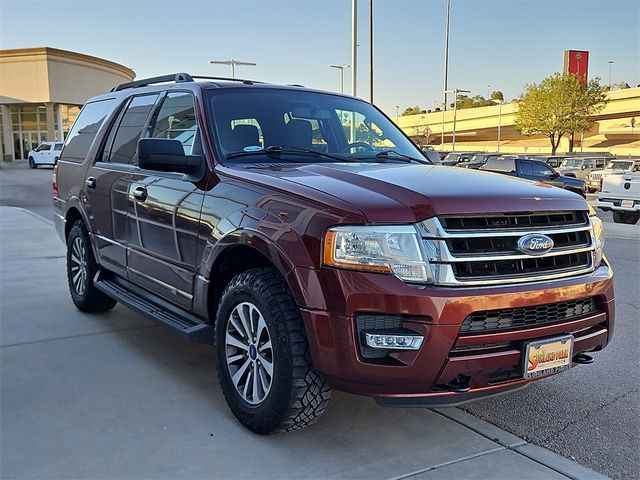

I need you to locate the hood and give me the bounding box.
[238,163,588,223]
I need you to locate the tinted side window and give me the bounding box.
[596,159,606,168]
[54,143,64,150]
[60,99,117,163]
[531,162,554,177]
[151,92,197,154]
[39,144,51,151]
[517,161,533,175]
[109,94,158,164]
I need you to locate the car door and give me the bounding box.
[36,143,51,163]
[84,93,159,278]
[127,91,205,309]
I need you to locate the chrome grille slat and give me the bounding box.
[420,211,595,286]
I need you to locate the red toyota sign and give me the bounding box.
[563,50,589,84]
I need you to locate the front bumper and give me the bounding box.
[294,263,614,404]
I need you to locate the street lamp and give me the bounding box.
[209,59,256,80]
[445,88,470,152]
[439,102,446,147]
[330,65,350,94]
[608,60,614,87]
[442,0,451,111]
[493,99,503,153]
[395,105,400,123]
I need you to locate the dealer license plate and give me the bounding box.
[523,335,574,379]
[621,200,634,208]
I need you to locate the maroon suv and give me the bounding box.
[53,73,614,434]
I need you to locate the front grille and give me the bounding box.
[420,211,596,286]
[446,230,590,256]
[460,297,599,334]
[453,252,591,278]
[590,173,603,181]
[440,211,588,232]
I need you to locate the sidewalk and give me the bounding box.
[0,206,608,479]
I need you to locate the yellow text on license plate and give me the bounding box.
[524,336,573,379]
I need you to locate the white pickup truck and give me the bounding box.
[597,172,640,224]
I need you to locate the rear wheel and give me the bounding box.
[66,220,117,312]
[215,268,331,434]
[612,211,639,224]
[28,157,37,169]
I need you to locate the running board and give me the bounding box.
[94,270,213,345]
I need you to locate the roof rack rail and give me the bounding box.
[191,75,264,85]
[111,73,194,92]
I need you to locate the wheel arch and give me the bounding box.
[199,231,308,325]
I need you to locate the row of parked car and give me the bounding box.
[426,150,639,197]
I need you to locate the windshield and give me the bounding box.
[207,88,425,164]
[445,153,460,161]
[606,161,632,170]
[561,158,583,167]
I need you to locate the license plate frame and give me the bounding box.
[621,200,634,208]
[523,335,574,379]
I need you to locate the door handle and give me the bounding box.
[85,177,96,189]
[133,185,148,202]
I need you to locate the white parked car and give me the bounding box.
[28,141,64,168]
[597,172,640,224]
[588,159,640,192]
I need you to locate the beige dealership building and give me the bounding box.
[0,47,135,161]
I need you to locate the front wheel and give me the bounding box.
[66,220,117,312]
[216,268,331,434]
[28,157,37,169]
[613,211,639,224]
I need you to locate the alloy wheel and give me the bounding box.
[70,237,88,295]
[224,301,274,405]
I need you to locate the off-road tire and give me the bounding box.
[66,220,117,313]
[28,157,37,169]
[215,268,331,434]
[613,211,639,224]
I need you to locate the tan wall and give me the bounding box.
[397,87,640,155]
[0,47,135,105]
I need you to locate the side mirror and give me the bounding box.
[549,171,560,178]
[137,138,203,178]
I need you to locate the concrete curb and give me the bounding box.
[433,408,610,480]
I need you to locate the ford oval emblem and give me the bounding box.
[517,234,554,256]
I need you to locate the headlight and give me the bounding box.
[323,225,430,283]
[589,207,605,267]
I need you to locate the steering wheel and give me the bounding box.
[347,142,375,153]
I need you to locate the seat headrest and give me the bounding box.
[285,119,313,149]
[231,124,260,150]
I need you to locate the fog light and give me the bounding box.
[364,332,424,350]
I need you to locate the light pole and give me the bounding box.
[440,102,446,147]
[493,99,503,153]
[330,65,350,93]
[209,59,256,79]
[445,88,470,152]
[608,60,614,87]
[443,0,451,111]
[487,84,491,99]
[395,105,400,123]
[369,0,374,103]
[351,0,358,141]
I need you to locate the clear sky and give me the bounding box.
[1,0,638,115]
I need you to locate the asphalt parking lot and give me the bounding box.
[1,161,638,479]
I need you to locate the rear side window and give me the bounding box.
[54,143,64,150]
[484,158,515,172]
[105,94,158,164]
[38,144,51,151]
[595,158,606,168]
[151,92,197,154]
[60,99,116,163]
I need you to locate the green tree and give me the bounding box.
[515,73,607,154]
[490,90,504,101]
[402,105,423,116]
[456,94,495,109]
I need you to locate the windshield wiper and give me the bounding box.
[226,145,351,163]
[351,150,427,164]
